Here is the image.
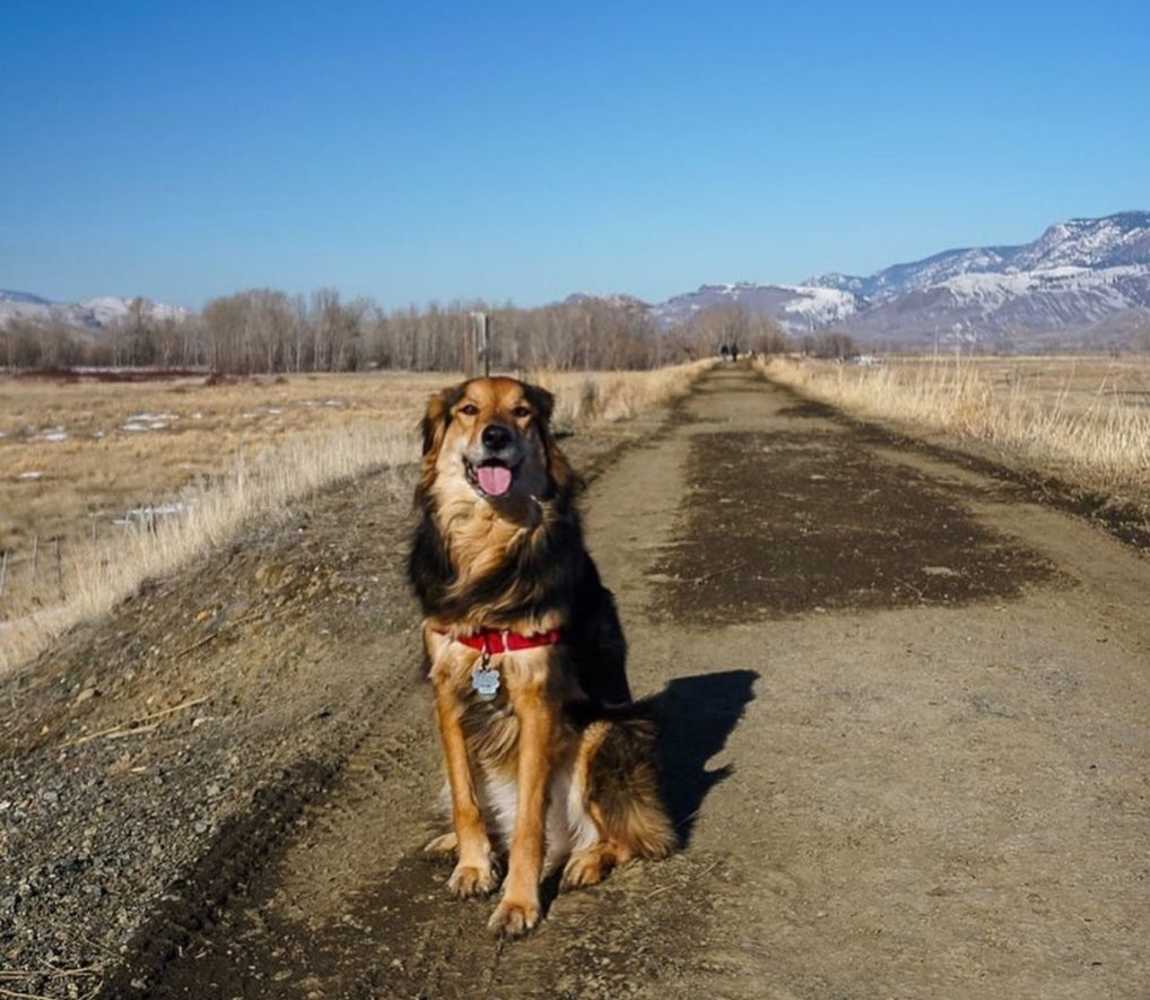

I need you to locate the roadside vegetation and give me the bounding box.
[758,354,1150,511]
[0,361,713,674]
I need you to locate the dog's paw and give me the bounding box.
[423,832,458,857]
[447,860,500,899]
[487,897,540,938]
[560,850,608,892]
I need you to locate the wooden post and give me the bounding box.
[31,534,39,582]
[0,550,8,599]
[55,536,64,600]
[467,312,491,377]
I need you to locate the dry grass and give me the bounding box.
[0,370,449,552]
[0,362,712,673]
[531,360,715,427]
[758,354,1150,505]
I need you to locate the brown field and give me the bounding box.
[0,362,713,672]
[759,354,1150,508]
[0,370,447,552]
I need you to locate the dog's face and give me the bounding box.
[421,377,559,504]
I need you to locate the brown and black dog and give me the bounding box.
[408,376,674,937]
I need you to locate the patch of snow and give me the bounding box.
[776,285,859,323]
[18,471,43,480]
[113,501,192,527]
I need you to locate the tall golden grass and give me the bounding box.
[758,355,1150,501]
[531,360,714,427]
[0,362,713,674]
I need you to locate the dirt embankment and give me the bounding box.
[0,411,666,999]
[5,365,1150,1000]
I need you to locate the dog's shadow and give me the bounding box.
[649,669,758,845]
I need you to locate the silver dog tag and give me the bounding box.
[472,667,500,700]
[472,655,501,701]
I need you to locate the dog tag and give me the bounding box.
[471,664,501,701]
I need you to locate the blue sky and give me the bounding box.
[3,1,1148,309]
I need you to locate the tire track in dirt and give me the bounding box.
[125,366,1150,999]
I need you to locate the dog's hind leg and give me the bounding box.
[561,717,675,892]
[423,830,457,856]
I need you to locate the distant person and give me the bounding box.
[731,343,739,362]
[720,344,731,361]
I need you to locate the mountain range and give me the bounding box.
[641,212,1150,349]
[0,291,189,333]
[4,212,1149,350]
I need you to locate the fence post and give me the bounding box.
[0,550,8,599]
[467,312,492,377]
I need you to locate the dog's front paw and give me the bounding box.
[447,859,500,899]
[487,896,541,938]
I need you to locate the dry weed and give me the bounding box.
[759,355,1150,504]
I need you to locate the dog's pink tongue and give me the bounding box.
[478,464,512,496]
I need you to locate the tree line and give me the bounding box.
[0,289,844,373]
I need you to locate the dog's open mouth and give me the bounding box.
[465,458,516,498]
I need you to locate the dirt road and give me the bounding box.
[13,366,1150,999]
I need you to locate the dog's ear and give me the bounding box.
[522,382,576,498]
[523,384,555,429]
[420,383,465,458]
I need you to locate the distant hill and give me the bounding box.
[0,291,189,331]
[619,212,1150,349]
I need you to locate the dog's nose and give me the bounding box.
[482,424,512,450]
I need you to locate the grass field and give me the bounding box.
[0,362,712,672]
[0,370,447,552]
[759,354,1150,506]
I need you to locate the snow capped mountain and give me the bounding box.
[0,291,190,331]
[663,212,1150,347]
[648,282,860,333]
[805,212,1150,303]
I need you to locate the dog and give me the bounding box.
[407,375,675,937]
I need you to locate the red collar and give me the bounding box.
[451,628,563,655]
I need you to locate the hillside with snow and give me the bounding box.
[647,282,860,334]
[642,212,1150,348]
[0,291,189,332]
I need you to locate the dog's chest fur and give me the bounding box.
[436,485,527,593]
[426,632,579,772]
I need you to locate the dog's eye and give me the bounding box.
[458,403,479,416]
[511,405,531,418]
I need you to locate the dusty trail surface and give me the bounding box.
[7,367,1149,999]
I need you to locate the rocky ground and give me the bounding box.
[3,365,1148,999]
